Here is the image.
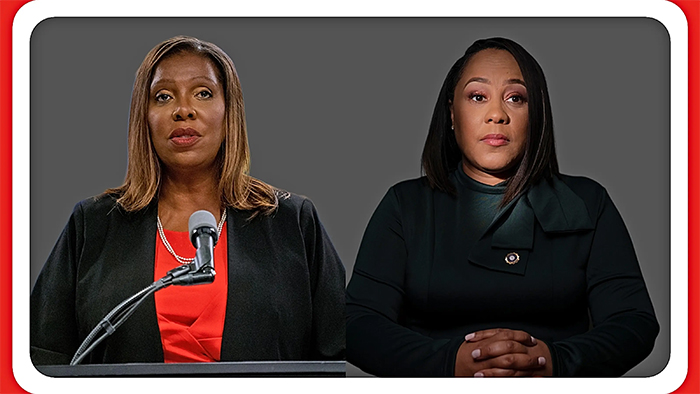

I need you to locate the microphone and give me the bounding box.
[189,210,218,271]
[170,210,218,286]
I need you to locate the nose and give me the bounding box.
[485,101,509,124]
[172,98,196,121]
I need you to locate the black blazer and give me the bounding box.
[346,173,659,376]
[31,193,346,365]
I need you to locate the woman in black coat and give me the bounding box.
[31,36,345,366]
[345,37,659,377]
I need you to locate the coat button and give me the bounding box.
[505,252,520,265]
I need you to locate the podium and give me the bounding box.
[35,361,346,377]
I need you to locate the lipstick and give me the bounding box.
[169,127,201,147]
[481,134,509,147]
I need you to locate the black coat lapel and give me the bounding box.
[98,201,163,362]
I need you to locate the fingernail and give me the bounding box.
[465,333,475,341]
[538,357,546,365]
[531,336,537,344]
[471,349,481,358]
[474,372,484,377]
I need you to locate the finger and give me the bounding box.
[491,330,538,346]
[465,329,537,346]
[464,328,502,342]
[481,353,546,371]
[474,368,535,377]
[471,340,528,360]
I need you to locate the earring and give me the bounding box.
[451,125,454,130]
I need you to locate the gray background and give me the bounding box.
[30,18,670,377]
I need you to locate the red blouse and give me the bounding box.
[153,223,228,363]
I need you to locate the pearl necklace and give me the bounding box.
[156,209,227,264]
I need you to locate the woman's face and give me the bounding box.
[450,48,528,185]
[148,52,226,174]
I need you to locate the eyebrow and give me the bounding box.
[150,76,219,90]
[465,77,526,87]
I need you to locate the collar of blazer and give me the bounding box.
[468,175,595,275]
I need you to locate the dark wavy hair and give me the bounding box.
[421,37,559,206]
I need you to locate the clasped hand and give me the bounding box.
[454,328,553,377]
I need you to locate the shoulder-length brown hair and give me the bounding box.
[107,36,279,214]
[421,37,559,207]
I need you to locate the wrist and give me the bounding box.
[454,341,478,376]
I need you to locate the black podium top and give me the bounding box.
[36,361,346,377]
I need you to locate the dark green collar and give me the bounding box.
[468,175,594,275]
[526,176,595,233]
[492,176,595,249]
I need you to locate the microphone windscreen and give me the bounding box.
[189,210,218,244]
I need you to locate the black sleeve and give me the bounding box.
[346,188,464,376]
[549,191,660,376]
[299,199,347,360]
[30,203,85,365]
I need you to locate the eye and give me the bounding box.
[196,90,213,99]
[468,93,486,102]
[506,94,527,104]
[155,93,172,103]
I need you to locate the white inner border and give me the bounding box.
[12,0,689,393]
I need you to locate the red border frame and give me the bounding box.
[0,1,33,392]
[0,2,697,392]
[672,0,700,392]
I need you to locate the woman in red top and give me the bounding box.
[30,36,346,365]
